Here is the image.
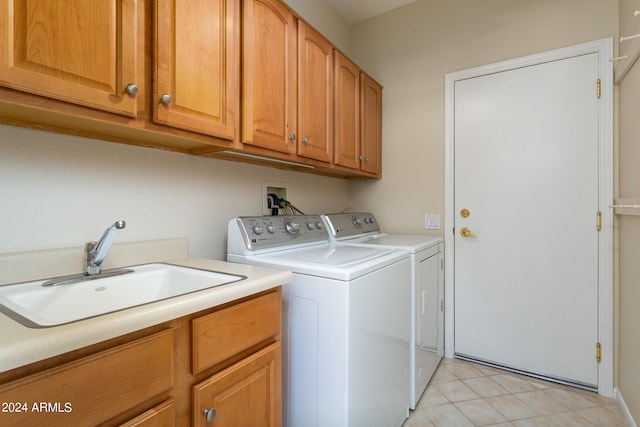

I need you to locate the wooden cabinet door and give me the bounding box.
[0,0,139,117]
[297,21,332,163]
[333,51,360,169]
[360,73,382,176]
[192,342,282,427]
[242,0,297,153]
[154,0,239,139]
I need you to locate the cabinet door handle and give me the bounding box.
[160,94,172,104]
[125,83,138,95]
[203,408,217,422]
[301,137,309,144]
[288,134,296,141]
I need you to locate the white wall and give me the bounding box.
[0,125,350,260]
[346,0,618,235]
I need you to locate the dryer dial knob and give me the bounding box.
[266,225,275,233]
[252,225,264,235]
[353,217,363,227]
[316,222,324,229]
[307,222,315,230]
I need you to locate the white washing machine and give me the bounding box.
[322,213,444,409]
[227,215,411,427]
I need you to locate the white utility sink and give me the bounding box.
[0,263,245,327]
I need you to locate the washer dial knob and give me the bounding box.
[252,225,264,235]
[284,219,301,237]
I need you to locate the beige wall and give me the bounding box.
[347,0,618,234]
[0,126,351,260]
[618,0,640,420]
[283,0,351,53]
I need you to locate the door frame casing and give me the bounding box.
[443,38,614,396]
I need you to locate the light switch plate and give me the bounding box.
[424,214,441,230]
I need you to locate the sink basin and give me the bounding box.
[0,263,246,327]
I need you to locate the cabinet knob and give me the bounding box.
[203,408,217,422]
[288,134,296,141]
[160,94,172,104]
[125,83,138,95]
[301,137,309,144]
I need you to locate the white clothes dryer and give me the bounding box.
[322,213,444,409]
[227,215,411,427]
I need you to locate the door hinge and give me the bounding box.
[596,211,602,231]
[597,79,601,99]
[596,342,602,363]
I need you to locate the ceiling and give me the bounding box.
[322,0,417,24]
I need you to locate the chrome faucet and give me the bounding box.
[86,220,126,276]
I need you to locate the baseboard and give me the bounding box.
[615,387,638,427]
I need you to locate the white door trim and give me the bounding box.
[443,38,614,397]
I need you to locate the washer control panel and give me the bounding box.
[322,212,380,238]
[235,215,328,250]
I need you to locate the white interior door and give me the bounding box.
[453,53,600,388]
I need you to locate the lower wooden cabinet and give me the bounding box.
[192,342,281,427]
[0,330,174,427]
[120,399,175,427]
[0,287,282,426]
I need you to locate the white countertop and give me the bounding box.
[0,257,292,373]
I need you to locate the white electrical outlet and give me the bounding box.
[424,214,441,230]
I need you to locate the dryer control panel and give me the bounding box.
[322,212,380,239]
[230,215,329,252]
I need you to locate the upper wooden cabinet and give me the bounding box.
[334,51,361,170]
[0,0,139,117]
[242,0,297,154]
[0,0,382,178]
[297,21,333,163]
[333,51,382,178]
[154,0,239,139]
[360,73,382,176]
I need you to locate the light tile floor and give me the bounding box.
[404,358,628,427]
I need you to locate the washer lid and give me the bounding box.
[266,244,393,266]
[235,244,409,281]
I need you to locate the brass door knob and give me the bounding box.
[460,227,478,237]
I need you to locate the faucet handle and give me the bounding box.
[85,241,100,275]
